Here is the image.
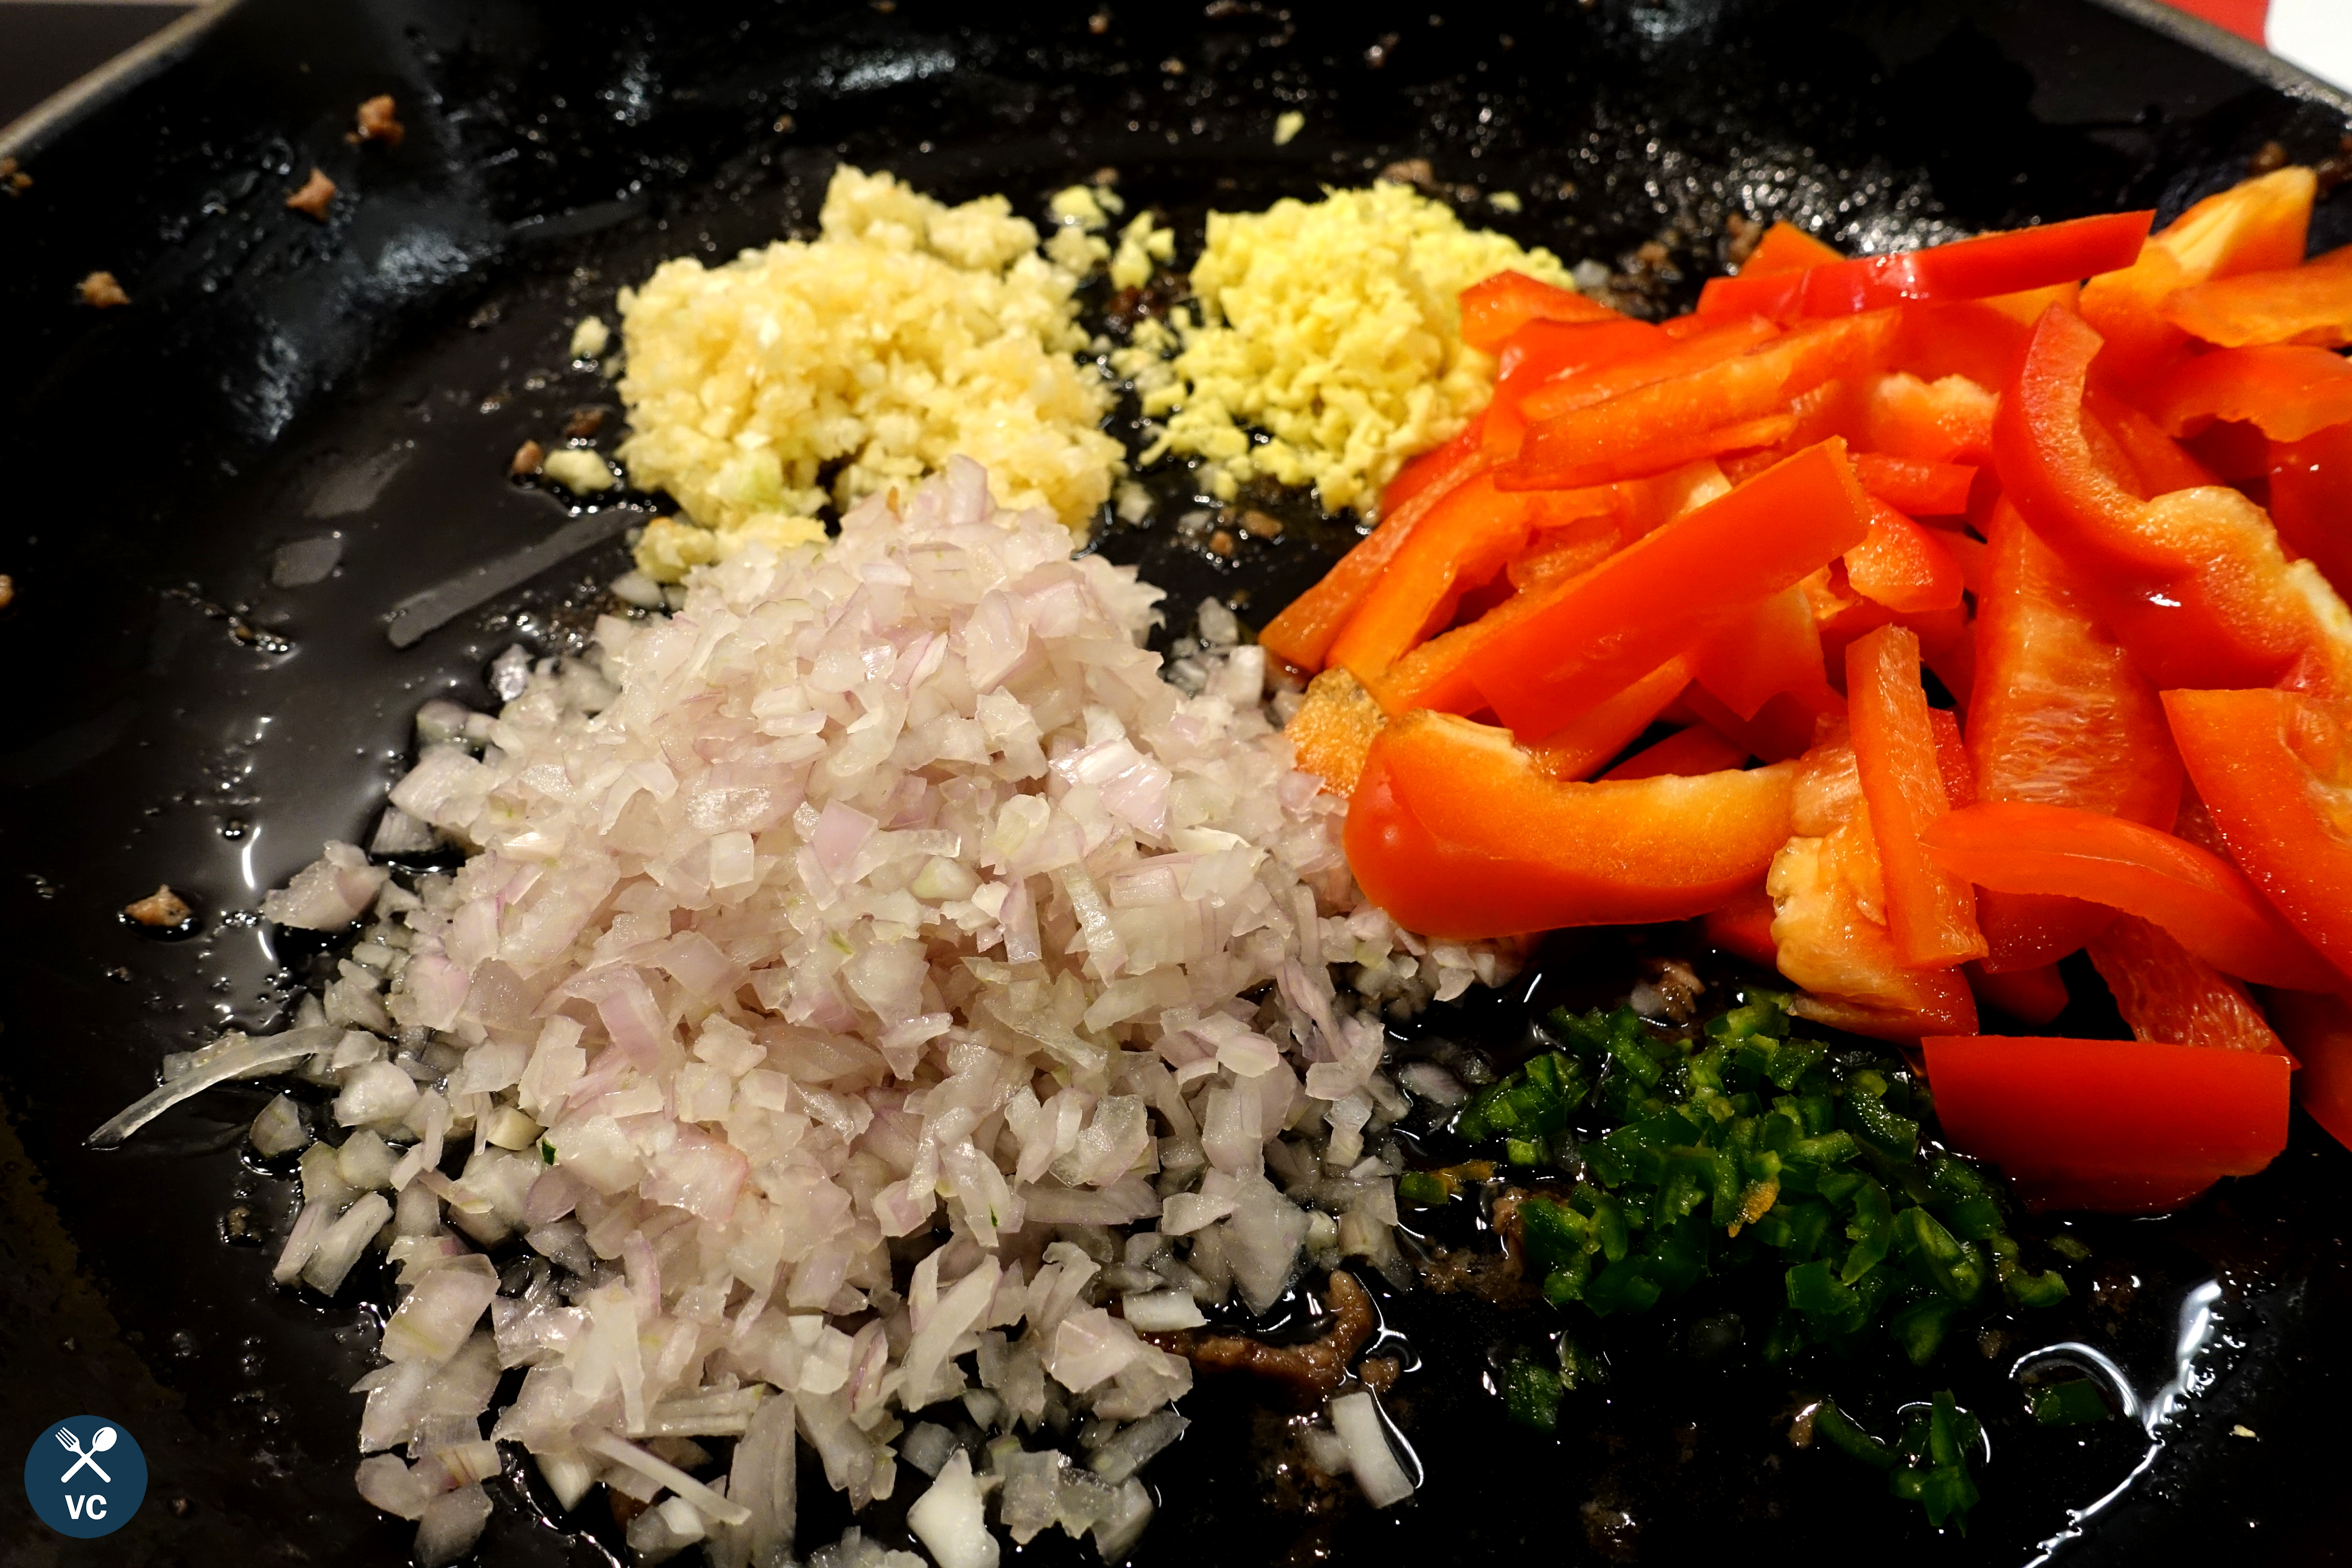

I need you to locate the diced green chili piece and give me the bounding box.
[1846,1089,1920,1161]
[1940,1195,2005,1243]
[1894,1207,1983,1301]
[1541,1254,1593,1306]
[1519,1197,1589,1274]
[1397,1170,1452,1206]
[1500,1350,1564,1432]
[1841,1177,1895,1283]
[1888,1296,1958,1365]
[2033,1379,2112,1426]
[1584,1257,1664,1316]
[1812,1398,1894,1469]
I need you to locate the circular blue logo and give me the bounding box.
[23,1416,146,1538]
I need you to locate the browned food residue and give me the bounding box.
[511,440,546,477]
[1723,212,1764,270]
[0,156,29,195]
[1147,1268,1375,1402]
[0,575,13,610]
[286,168,337,219]
[349,94,405,147]
[124,885,193,928]
[563,407,608,441]
[78,271,130,309]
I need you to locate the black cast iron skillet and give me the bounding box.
[5,1,2352,1563]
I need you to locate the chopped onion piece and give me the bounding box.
[586,1431,752,1528]
[906,1450,997,1568]
[1328,1391,1416,1508]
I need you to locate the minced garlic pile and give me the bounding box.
[1130,183,1574,514]
[616,167,1124,581]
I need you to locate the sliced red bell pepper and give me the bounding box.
[1527,656,1694,781]
[2079,166,2316,386]
[1965,499,2181,970]
[1681,684,1836,766]
[1259,425,1489,672]
[1459,269,1624,352]
[1501,311,1898,490]
[1921,1034,2290,1212]
[1602,723,1749,781]
[1703,882,1781,965]
[1284,667,1386,799]
[2164,687,2352,987]
[1697,210,2153,322]
[1994,304,2348,693]
[1688,585,1831,721]
[2162,241,2352,349]
[2087,913,2289,1054]
[1768,730,1980,1040]
[2263,989,2352,1155]
[1851,451,1977,515]
[1369,463,1735,715]
[1515,315,1783,423]
[1740,222,1844,278]
[1844,500,1964,614]
[1465,439,1875,740]
[1922,802,2337,990]
[1325,472,1618,686]
[2147,343,2352,442]
[1886,301,2035,395]
[1847,626,1986,967]
[1860,370,1999,464]
[1493,317,1670,408]
[1966,961,2069,1026]
[2081,383,2219,495]
[2267,421,2352,597]
[1928,707,1973,804]
[1343,709,1798,937]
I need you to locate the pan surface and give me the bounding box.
[3,1,2351,1562]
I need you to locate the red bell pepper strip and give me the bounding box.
[1885,301,2035,396]
[1602,723,1749,781]
[1844,499,1965,614]
[1740,222,1844,278]
[1501,311,1897,490]
[1325,473,1619,687]
[2267,422,2352,598]
[1768,730,1980,1040]
[2263,989,2352,1156]
[2081,383,2219,495]
[1697,210,2153,322]
[1515,315,1783,423]
[2146,343,2352,442]
[1703,883,1781,965]
[1259,424,1489,672]
[1851,451,1977,515]
[1966,962,2069,1026]
[1493,317,1670,409]
[2079,166,2316,386]
[1965,500,2181,970]
[1921,1034,2290,1213]
[1860,370,1999,464]
[1928,707,1973,804]
[1369,463,1735,715]
[2086,913,2289,1054]
[1527,656,1695,781]
[1465,439,1875,741]
[1681,684,1836,766]
[1847,626,1986,967]
[2164,687,2352,987]
[1343,709,1798,937]
[1459,269,1623,352]
[1994,304,2351,694]
[1688,585,1831,721]
[2162,241,2352,349]
[1922,802,2337,991]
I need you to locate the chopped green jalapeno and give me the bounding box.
[1442,987,2077,1515]
[2032,1378,2113,1426]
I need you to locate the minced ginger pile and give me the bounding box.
[1127,182,1573,514]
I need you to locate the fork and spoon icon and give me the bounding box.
[56,1426,116,1484]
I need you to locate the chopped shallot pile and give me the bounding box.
[100,459,1508,1566]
